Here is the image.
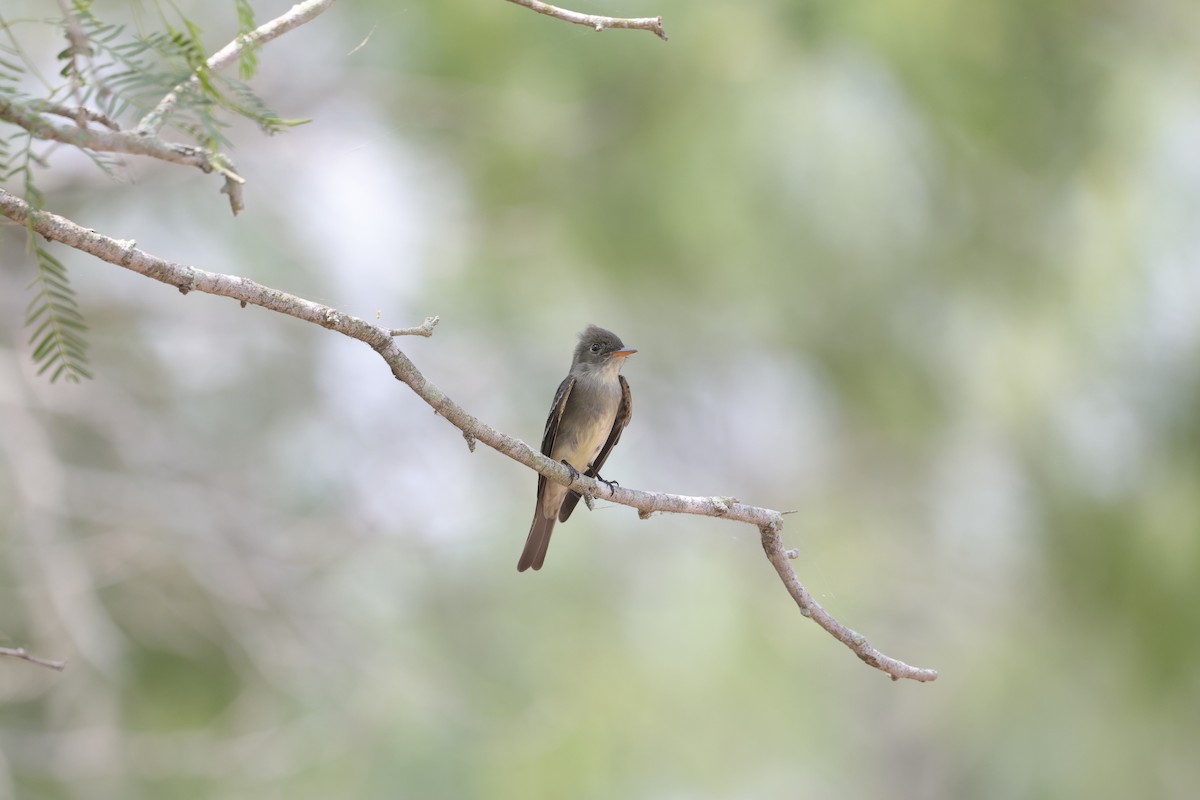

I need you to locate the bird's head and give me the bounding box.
[573,325,637,372]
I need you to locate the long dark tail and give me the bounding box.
[557,490,582,523]
[517,512,555,572]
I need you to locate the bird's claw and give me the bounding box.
[560,459,581,483]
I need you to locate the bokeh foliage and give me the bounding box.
[2,0,1198,797]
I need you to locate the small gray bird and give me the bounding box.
[518,325,635,572]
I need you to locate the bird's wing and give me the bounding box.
[537,374,576,497]
[558,374,632,523]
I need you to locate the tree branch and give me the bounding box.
[504,0,668,41]
[0,95,233,174]
[0,189,937,683]
[0,645,67,671]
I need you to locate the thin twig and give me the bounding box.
[0,189,937,683]
[759,527,936,681]
[136,0,339,135]
[0,646,67,671]
[504,0,668,41]
[30,100,120,131]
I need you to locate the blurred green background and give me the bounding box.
[3,0,1199,797]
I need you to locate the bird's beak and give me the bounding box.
[611,347,637,359]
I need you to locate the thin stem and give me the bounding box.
[504,0,668,41]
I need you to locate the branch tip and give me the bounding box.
[391,316,440,337]
[712,496,739,514]
[0,646,67,671]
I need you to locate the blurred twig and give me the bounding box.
[136,0,338,137]
[0,353,128,673]
[0,188,939,684]
[0,646,66,671]
[504,0,668,41]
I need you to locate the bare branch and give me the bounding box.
[0,645,67,671]
[0,189,937,683]
[759,527,937,681]
[0,96,224,171]
[504,0,668,41]
[136,0,339,136]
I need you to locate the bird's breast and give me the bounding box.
[550,384,620,470]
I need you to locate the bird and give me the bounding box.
[517,325,635,572]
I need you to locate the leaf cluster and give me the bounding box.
[1,0,300,382]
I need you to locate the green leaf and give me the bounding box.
[23,245,92,383]
[235,0,259,80]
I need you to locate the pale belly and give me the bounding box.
[540,374,621,518]
[550,406,616,472]
[541,410,613,519]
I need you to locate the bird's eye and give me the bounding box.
[590,343,602,353]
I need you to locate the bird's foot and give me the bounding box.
[594,471,620,497]
[559,459,581,483]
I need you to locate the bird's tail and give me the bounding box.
[517,512,555,572]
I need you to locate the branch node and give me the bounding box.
[221,176,245,216]
[462,430,477,452]
[240,300,248,308]
[116,239,138,267]
[712,496,738,514]
[785,548,799,560]
[176,271,199,296]
[637,508,653,520]
[582,489,595,511]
